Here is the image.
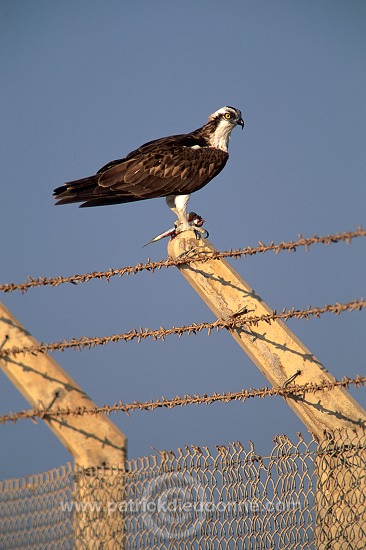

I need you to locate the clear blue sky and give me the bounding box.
[1,0,365,479]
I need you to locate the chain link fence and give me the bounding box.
[0,462,73,549]
[1,431,365,549]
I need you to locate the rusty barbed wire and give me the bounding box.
[0,298,364,359]
[0,375,364,425]
[0,227,364,294]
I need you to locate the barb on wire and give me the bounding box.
[0,298,364,359]
[0,375,364,425]
[0,227,364,294]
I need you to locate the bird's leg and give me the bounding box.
[166,195,191,232]
[166,195,207,238]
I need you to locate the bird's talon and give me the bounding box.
[193,227,209,240]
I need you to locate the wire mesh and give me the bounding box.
[0,463,74,549]
[0,431,365,549]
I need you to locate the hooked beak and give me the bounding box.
[237,117,244,129]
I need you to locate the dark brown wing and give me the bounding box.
[54,134,228,207]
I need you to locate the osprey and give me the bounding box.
[54,106,244,232]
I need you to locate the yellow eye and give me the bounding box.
[224,113,232,119]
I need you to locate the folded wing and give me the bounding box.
[54,136,228,208]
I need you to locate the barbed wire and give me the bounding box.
[0,298,364,359]
[1,227,364,294]
[0,375,364,425]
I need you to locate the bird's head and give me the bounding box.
[208,106,244,129]
[207,106,244,151]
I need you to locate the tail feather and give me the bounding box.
[54,175,144,207]
[54,175,115,206]
[53,175,99,203]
